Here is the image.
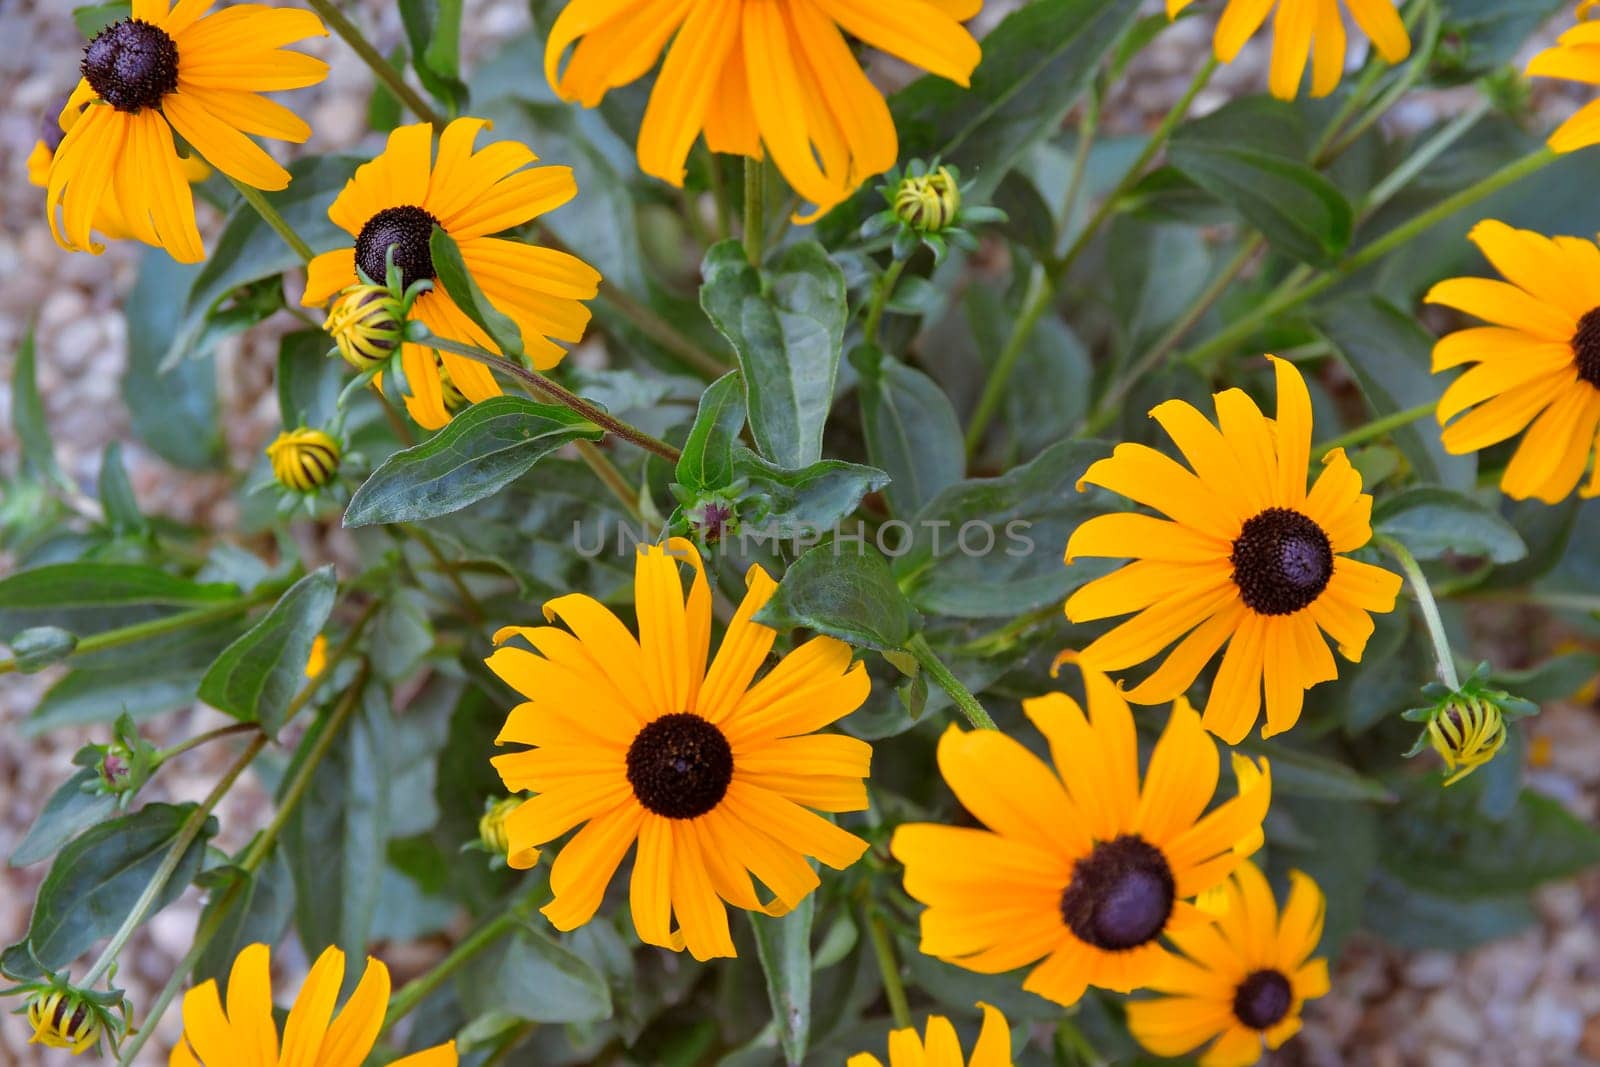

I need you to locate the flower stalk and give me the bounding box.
[905,634,997,731]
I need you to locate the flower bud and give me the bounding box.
[266,428,342,494]
[478,795,519,858]
[893,165,961,234]
[324,284,404,370]
[25,988,101,1056]
[1426,694,1506,785]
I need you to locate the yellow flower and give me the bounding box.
[266,427,341,493]
[301,119,602,430]
[304,634,327,678]
[26,988,101,1056]
[1064,356,1402,744]
[891,663,1272,1007]
[1425,220,1600,502]
[1527,5,1600,153]
[543,0,983,220]
[486,538,872,961]
[170,943,456,1067]
[848,1003,1013,1067]
[1168,0,1410,99]
[1127,863,1330,1067]
[45,0,328,263]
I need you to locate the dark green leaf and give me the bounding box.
[1,803,214,979]
[1374,487,1527,564]
[124,250,223,469]
[372,589,434,684]
[97,443,146,537]
[1364,869,1534,950]
[198,567,335,733]
[0,562,234,640]
[1489,650,1600,703]
[429,226,524,356]
[9,768,116,868]
[1236,739,1394,802]
[755,544,922,652]
[463,924,613,1023]
[7,626,78,674]
[700,241,846,469]
[852,346,965,519]
[676,371,746,493]
[751,897,813,1066]
[398,0,468,113]
[892,441,1114,618]
[1316,294,1475,490]
[733,449,888,538]
[1270,795,1379,954]
[12,326,63,486]
[345,397,602,526]
[72,2,129,37]
[192,847,295,988]
[277,329,343,430]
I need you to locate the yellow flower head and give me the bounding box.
[543,0,983,221]
[324,284,406,371]
[892,663,1272,1008]
[301,118,602,430]
[848,1003,1014,1067]
[1127,863,1330,1067]
[894,165,963,234]
[1168,0,1410,99]
[266,428,341,494]
[170,943,457,1067]
[486,538,872,961]
[1064,356,1403,744]
[26,988,101,1056]
[1527,5,1600,152]
[45,1,328,263]
[1426,694,1507,786]
[1425,220,1600,503]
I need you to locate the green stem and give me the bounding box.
[709,154,732,242]
[1318,0,1440,162]
[154,723,258,766]
[1060,89,1102,238]
[303,0,446,127]
[417,331,683,463]
[863,260,907,346]
[864,908,913,1030]
[1362,97,1491,218]
[744,157,766,266]
[1314,401,1437,457]
[384,911,525,1031]
[226,176,314,263]
[0,584,284,676]
[1376,535,1460,690]
[400,523,486,625]
[964,264,1051,456]
[905,634,997,730]
[83,733,269,988]
[1183,147,1558,372]
[1460,590,1600,615]
[575,441,649,527]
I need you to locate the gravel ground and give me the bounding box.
[3,2,1600,1065]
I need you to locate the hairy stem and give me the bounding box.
[905,634,997,731]
[1313,400,1437,457]
[744,156,766,266]
[1376,535,1461,691]
[864,908,913,1030]
[227,177,314,263]
[863,259,907,347]
[303,0,447,127]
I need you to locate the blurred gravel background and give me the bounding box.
[2,1,1599,1064]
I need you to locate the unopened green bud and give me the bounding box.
[8,626,77,673]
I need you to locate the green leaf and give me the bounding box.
[852,346,964,518]
[0,562,234,640]
[891,441,1113,618]
[371,589,434,684]
[282,686,391,973]
[192,848,295,988]
[1315,294,1475,490]
[1,803,214,979]
[345,397,602,526]
[1364,869,1534,950]
[9,768,117,868]
[733,449,888,538]
[700,241,846,469]
[429,226,524,356]
[463,924,613,1024]
[1374,487,1527,564]
[398,0,467,113]
[24,625,234,737]
[890,0,1143,199]
[198,567,336,733]
[1168,99,1353,266]
[751,897,814,1066]
[72,2,129,37]
[7,626,79,674]
[1270,795,1379,954]
[1235,739,1394,802]
[676,371,746,493]
[1489,650,1600,703]
[97,443,146,538]
[12,325,64,486]
[124,250,223,470]
[756,544,922,652]
[277,329,343,430]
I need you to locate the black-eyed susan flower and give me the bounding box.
[266,427,341,494]
[1065,356,1402,744]
[1168,0,1410,99]
[1527,3,1600,153]
[848,1003,1013,1067]
[1426,220,1600,503]
[1127,862,1329,1067]
[170,943,456,1067]
[892,663,1272,1007]
[542,0,983,220]
[301,118,601,430]
[46,1,328,263]
[486,538,872,961]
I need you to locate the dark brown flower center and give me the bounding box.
[355,205,440,291]
[83,19,179,112]
[1059,835,1175,951]
[625,713,734,819]
[1571,308,1600,388]
[1231,507,1333,616]
[1234,969,1293,1030]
